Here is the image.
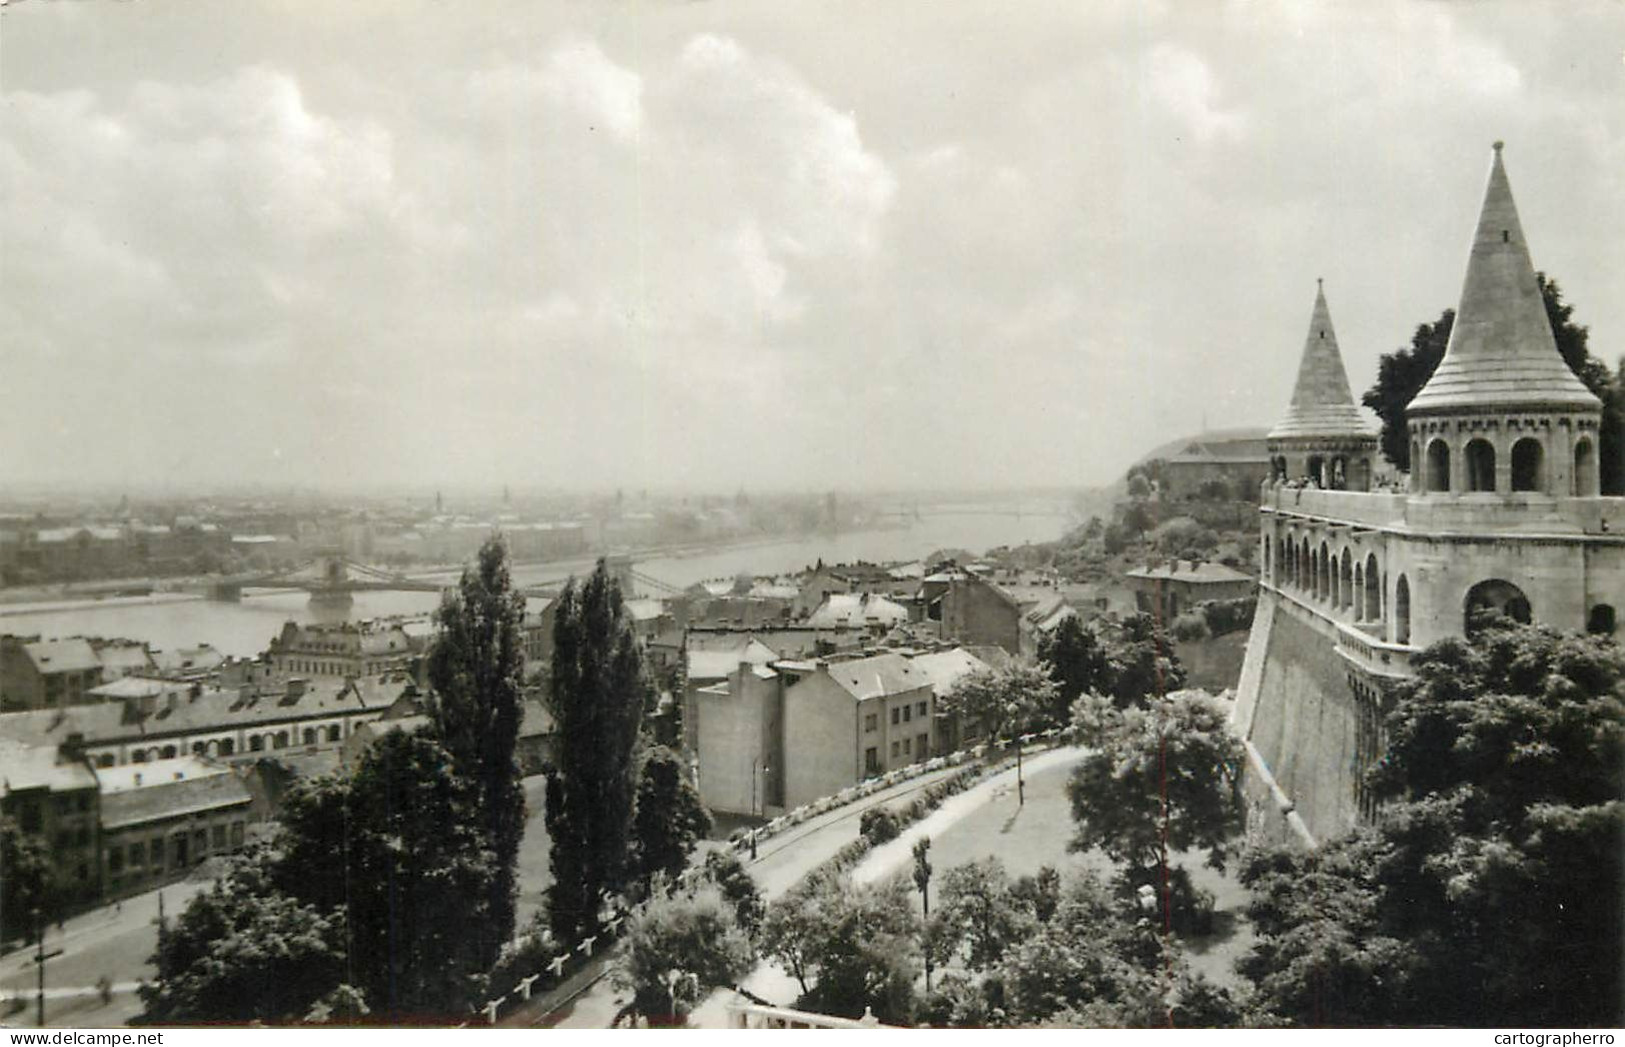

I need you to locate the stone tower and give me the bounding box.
[1232,143,1625,847]
[1266,281,1381,491]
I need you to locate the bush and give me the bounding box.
[1170,611,1211,642]
[860,807,901,844]
[1198,597,1256,638]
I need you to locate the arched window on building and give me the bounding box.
[274,731,288,750]
[192,741,206,756]
[250,735,264,752]
[1464,439,1496,492]
[1465,579,1532,637]
[1318,543,1330,602]
[1410,440,1422,490]
[1364,554,1380,622]
[1510,437,1545,492]
[1307,456,1325,488]
[1588,604,1617,636]
[220,738,235,756]
[97,754,115,769]
[132,749,147,764]
[328,725,342,743]
[1574,438,1597,496]
[1340,550,1353,611]
[1353,562,1364,619]
[1395,575,1411,644]
[1426,439,1451,492]
[160,745,177,759]
[1330,456,1348,491]
[303,727,317,746]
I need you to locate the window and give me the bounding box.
[274,731,288,749]
[903,705,912,723]
[902,737,911,754]
[160,745,177,759]
[917,701,927,717]
[303,728,317,746]
[231,822,245,847]
[1465,439,1496,492]
[250,736,264,752]
[212,824,226,849]
[328,725,342,743]
[917,733,929,758]
[109,849,124,874]
[129,843,144,867]
[1511,437,1544,492]
[864,713,878,732]
[890,740,900,758]
[890,708,900,726]
[220,738,235,756]
[1426,439,1451,492]
[864,747,880,774]
[150,839,165,867]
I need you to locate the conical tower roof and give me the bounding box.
[1268,281,1378,441]
[1408,142,1599,413]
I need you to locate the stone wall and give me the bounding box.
[1232,591,1361,846]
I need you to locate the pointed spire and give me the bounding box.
[1409,142,1599,413]
[1268,281,1377,440]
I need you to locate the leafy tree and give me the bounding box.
[1126,474,1153,500]
[0,815,50,945]
[1037,614,1111,718]
[1361,275,1622,491]
[699,849,765,935]
[760,873,921,1023]
[631,745,712,892]
[283,730,497,1017]
[614,886,754,1026]
[1008,865,1063,925]
[1240,620,1625,1026]
[1100,613,1187,708]
[930,858,1035,972]
[139,849,354,1025]
[1067,689,1243,878]
[424,534,527,967]
[546,559,649,942]
[941,665,1058,804]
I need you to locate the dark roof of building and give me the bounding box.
[820,653,930,702]
[23,638,102,676]
[1125,561,1254,584]
[100,765,252,831]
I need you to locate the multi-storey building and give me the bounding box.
[1234,143,1625,845]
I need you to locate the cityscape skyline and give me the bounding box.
[5,1,1623,492]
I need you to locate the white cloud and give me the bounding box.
[1145,43,1247,143]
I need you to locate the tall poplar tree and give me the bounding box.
[546,559,648,942]
[425,535,527,968]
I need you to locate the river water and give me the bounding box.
[0,511,1069,658]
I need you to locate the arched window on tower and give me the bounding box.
[1340,550,1353,611]
[1574,438,1597,496]
[1307,456,1325,488]
[1426,440,1451,492]
[1318,542,1330,602]
[1330,456,1348,491]
[1410,440,1422,490]
[1510,438,1545,493]
[1464,439,1496,492]
[1364,554,1380,622]
[1395,575,1411,645]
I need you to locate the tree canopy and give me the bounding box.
[941,665,1058,745]
[631,745,712,892]
[760,873,921,1023]
[0,815,50,945]
[425,534,527,968]
[545,558,649,942]
[614,885,754,1026]
[1067,689,1244,877]
[1240,620,1625,1026]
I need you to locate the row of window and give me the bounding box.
[1414,435,1595,496]
[91,722,349,767]
[864,700,932,733]
[106,820,246,878]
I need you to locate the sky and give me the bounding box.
[2,0,1622,495]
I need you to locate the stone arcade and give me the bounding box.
[1232,143,1625,845]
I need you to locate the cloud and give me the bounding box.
[1145,42,1248,143]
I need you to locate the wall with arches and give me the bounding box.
[1408,411,1601,498]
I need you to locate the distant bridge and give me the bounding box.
[872,504,1073,522]
[202,552,680,605]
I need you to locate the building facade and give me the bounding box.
[1233,143,1625,846]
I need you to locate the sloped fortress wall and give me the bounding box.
[1232,591,1361,847]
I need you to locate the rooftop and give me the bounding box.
[1268,282,1380,441]
[1409,143,1600,413]
[99,762,252,831]
[1126,560,1253,584]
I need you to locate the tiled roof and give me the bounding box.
[24,638,102,676]
[1409,143,1600,413]
[687,638,779,681]
[100,763,252,831]
[0,741,98,793]
[1126,561,1253,584]
[823,653,929,702]
[1269,283,1380,441]
[806,593,909,628]
[906,648,990,695]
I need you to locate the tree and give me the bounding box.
[699,849,765,935]
[614,886,754,1026]
[1037,615,1111,721]
[760,874,921,1023]
[930,858,1035,972]
[1361,275,1622,491]
[139,849,354,1025]
[281,729,498,1017]
[941,665,1058,805]
[1240,620,1625,1026]
[546,559,649,943]
[0,815,49,946]
[425,534,527,967]
[1067,689,1243,879]
[1100,613,1187,709]
[631,745,712,893]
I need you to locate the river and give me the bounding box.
[0,511,1070,658]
